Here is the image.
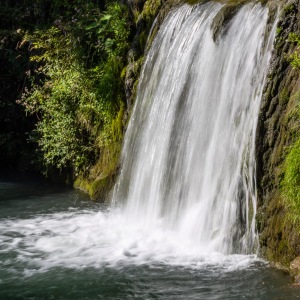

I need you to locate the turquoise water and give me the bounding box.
[0,176,299,300]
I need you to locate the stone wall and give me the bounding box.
[256,0,300,273]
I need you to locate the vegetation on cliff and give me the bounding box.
[256,0,300,268]
[0,0,169,198]
[2,1,126,174]
[20,2,130,177]
[281,32,300,219]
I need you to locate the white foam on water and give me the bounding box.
[0,210,263,274]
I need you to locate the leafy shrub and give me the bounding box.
[20,1,130,174]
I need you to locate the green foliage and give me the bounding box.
[283,3,296,15]
[20,1,130,174]
[281,91,300,222]
[282,138,300,216]
[280,33,300,223]
[288,33,300,69]
[276,27,283,36]
[86,2,130,58]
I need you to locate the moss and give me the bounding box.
[280,88,300,215]
[276,27,283,36]
[283,3,296,15]
[258,79,300,266]
[121,67,127,80]
[74,103,125,201]
[74,145,120,201]
[282,138,300,213]
[258,192,300,266]
[138,30,148,52]
[90,176,113,201]
[111,103,125,143]
[279,88,290,106]
[141,0,163,26]
[287,34,300,69]
[74,177,91,197]
[257,6,300,266]
[74,175,114,201]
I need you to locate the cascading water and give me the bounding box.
[114,1,276,255]
[0,1,278,274]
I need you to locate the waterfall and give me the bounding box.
[0,2,278,273]
[114,2,276,255]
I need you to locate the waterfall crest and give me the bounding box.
[114,2,276,255]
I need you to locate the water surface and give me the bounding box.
[0,177,299,300]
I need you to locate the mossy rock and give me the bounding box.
[258,192,300,266]
[256,0,300,266]
[74,174,115,201]
[90,175,116,201]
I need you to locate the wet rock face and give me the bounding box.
[211,0,250,41]
[123,0,162,110]
[256,0,300,266]
[256,1,300,194]
[123,0,183,110]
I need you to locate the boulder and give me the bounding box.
[290,257,300,282]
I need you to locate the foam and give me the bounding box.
[0,209,262,275]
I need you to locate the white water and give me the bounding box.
[114,2,276,254]
[0,2,277,272]
[0,209,260,274]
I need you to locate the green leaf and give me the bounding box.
[85,22,100,30]
[100,14,112,22]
